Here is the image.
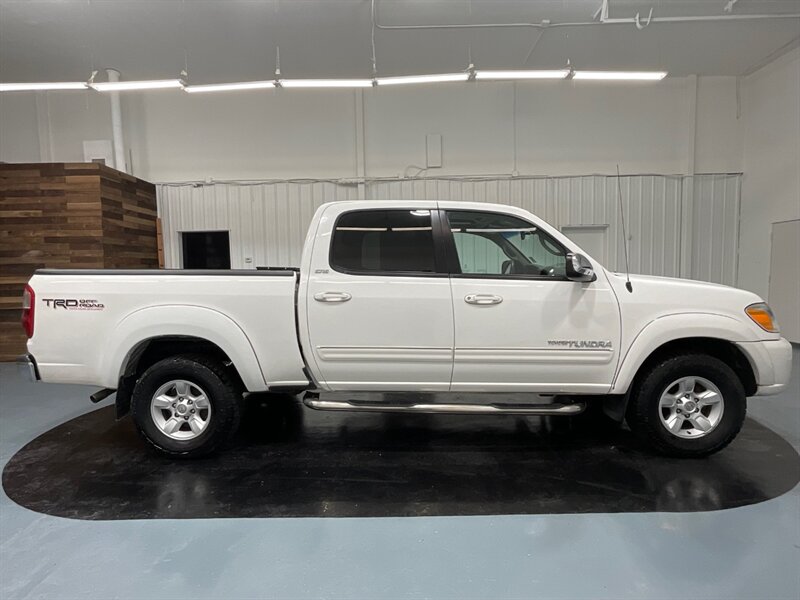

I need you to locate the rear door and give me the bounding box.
[443,206,621,393]
[303,202,454,391]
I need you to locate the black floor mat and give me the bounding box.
[3,396,799,519]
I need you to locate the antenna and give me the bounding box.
[616,165,633,293]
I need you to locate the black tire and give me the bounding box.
[626,353,746,458]
[131,354,242,458]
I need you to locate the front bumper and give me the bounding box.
[736,338,793,396]
[16,354,40,382]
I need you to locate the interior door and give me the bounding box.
[304,204,454,391]
[444,208,621,393]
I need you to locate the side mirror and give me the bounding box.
[566,253,596,282]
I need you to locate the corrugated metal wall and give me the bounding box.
[157,173,741,285]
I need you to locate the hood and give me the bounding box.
[605,271,764,321]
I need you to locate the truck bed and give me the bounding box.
[27,269,308,391]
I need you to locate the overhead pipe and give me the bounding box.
[371,0,799,31]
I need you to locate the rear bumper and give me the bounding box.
[736,338,793,396]
[16,354,40,382]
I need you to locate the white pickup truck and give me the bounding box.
[19,200,792,458]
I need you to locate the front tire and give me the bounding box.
[131,355,241,458]
[626,354,746,457]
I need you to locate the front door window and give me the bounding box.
[446,211,567,278]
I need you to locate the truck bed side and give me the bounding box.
[26,269,308,391]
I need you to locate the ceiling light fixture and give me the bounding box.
[376,72,469,86]
[184,80,276,93]
[91,79,185,92]
[475,70,570,80]
[0,82,88,92]
[572,71,667,81]
[280,79,374,88]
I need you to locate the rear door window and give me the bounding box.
[330,209,436,274]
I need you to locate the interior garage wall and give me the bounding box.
[1,76,743,182]
[133,77,742,181]
[157,173,741,286]
[739,47,800,301]
[0,94,40,162]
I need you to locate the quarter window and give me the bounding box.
[330,209,436,274]
[446,210,567,277]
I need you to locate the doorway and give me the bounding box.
[181,231,231,269]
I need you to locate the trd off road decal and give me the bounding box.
[42,298,105,311]
[547,340,612,349]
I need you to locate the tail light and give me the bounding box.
[21,284,35,338]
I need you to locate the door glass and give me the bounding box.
[447,211,567,277]
[330,209,436,274]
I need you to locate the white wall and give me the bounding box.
[739,48,800,303]
[46,91,113,162]
[124,90,358,182]
[1,90,112,164]
[0,93,40,162]
[0,76,743,182]
[695,76,744,174]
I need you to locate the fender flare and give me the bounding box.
[102,304,268,391]
[610,312,761,394]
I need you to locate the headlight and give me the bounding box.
[745,303,780,333]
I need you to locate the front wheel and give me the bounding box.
[626,354,746,457]
[131,355,241,458]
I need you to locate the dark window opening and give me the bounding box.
[330,209,436,274]
[182,231,231,269]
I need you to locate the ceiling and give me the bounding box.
[1,0,799,83]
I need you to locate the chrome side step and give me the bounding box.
[302,397,585,416]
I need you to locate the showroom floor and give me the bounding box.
[1,350,798,600]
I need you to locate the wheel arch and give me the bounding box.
[603,333,757,423]
[104,305,268,393]
[627,337,756,395]
[612,314,761,396]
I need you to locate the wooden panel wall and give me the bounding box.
[0,163,158,361]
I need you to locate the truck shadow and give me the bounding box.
[3,394,799,520]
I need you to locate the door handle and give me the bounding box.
[465,294,503,305]
[314,291,352,303]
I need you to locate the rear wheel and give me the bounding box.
[626,354,746,457]
[131,355,241,458]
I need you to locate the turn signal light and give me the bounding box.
[745,303,779,333]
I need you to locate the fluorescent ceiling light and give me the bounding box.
[376,73,469,86]
[184,81,275,93]
[280,79,373,88]
[572,71,667,81]
[0,82,88,91]
[475,70,569,80]
[91,79,184,91]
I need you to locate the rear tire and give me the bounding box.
[131,354,241,458]
[626,353,746,457]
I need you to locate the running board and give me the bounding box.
[302,397,585,416]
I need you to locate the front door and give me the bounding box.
[304,203,454,391]
[443,207,621,393]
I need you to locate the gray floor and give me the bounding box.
[1,351,798,600]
